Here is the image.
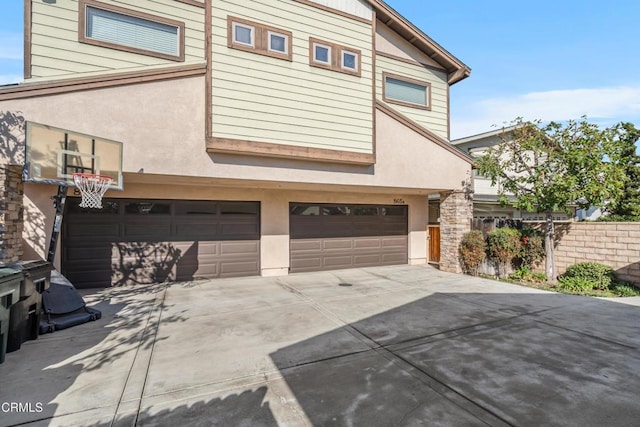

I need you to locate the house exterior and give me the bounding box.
[0,0,473,288]
[449,127,574,222]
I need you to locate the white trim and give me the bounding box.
[312,42,331,65]
[341,50,358,71]
[232,21,255,47]
[267,30,288,54]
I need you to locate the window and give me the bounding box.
[79,0,184,61]
[232,22,254,47]
[342,51,358,72]
[383,72,431,110]
[268,31,288,54]
[309,38,361,77]
[313,43,331,64]
[227,16,292,61]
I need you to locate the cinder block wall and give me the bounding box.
[555,222,640,284]
[0,165,24,264]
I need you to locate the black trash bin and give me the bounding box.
[7,261,53,353]
[0,268,22,364]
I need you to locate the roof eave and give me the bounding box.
[368,0,471,84]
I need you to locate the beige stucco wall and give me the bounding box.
[21,180,429,275]
[29,0,206,81]
[0,76,470,192]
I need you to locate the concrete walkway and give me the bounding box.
[1,265,640,426]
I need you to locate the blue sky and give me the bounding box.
[1,0,639,138]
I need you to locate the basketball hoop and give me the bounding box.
[72,173,113,209]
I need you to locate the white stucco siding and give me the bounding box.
[376,54,449,139]
[211,0,374,154]
[29,0,205,80]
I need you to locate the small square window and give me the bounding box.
[342,51,358,71]
[314,44,331,64]
[233,22,254,47]
[268,31,287,54]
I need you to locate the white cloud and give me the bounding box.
[0,32,23,60]
[452,86,640,139]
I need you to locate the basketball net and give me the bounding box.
[73,173,113,209]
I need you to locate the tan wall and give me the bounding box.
[375,21,443,69]
[22,180,430,275]
[29,0,205,81]
[0,76,470,192]
[555,222,640,285]
[211,0,374,154]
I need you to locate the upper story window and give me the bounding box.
[227,16,292,61]
[232,22,254,47]
[79,0,185,62]
[383,72,431,110]
[309,38,361,77]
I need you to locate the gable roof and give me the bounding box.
[368,0,471,84]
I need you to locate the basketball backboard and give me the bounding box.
[24,122,123,189]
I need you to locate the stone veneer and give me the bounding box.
[439,189,473,273]
[0,165,24,264]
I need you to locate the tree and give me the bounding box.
[605,123,640,218]
[475,117,627,283]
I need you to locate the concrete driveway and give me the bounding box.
[1,265,640,426]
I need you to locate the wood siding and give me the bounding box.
[376,54,449,139]
[29,0,205,80]
[211,0,374,154]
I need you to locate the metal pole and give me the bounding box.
[47,185,68,263]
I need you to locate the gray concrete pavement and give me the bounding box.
[1,265,640,426]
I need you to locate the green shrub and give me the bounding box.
[509,266,547,283]
[487,228,521,277]
[557,276,596,293]
[518,228,545,268]
[561,262,615,290]
[596,214,640,222]
[459,231,487,276]
[611,283,640,297]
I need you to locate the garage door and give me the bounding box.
[290,203,408,273]
[63,199,260,288]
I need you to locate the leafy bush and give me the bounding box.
[596,214,640,222]
[486,228,521,277]
[611,283,640,297]
[561,262,615,290]
[518,228,545,268]
[557,276,597,293]
[509,266,547,283]
[459,231,486,276]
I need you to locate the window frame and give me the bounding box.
[78,0,185,62]
[341,50,359,72]
[232,22,255,47]
[309,37,361,77]
[382,72,431,110]
[227,16,293,61]
[267,30,289,55]
[312,42,332,65]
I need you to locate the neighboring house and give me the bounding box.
[449,127,575,222]
[0,0,473,287]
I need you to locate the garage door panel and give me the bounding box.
[220,241,259,255]
[220,260,260,276]
[290,203,408,273]
[64,198,260,287]
[323,239,354,250]
[290,240,322,251]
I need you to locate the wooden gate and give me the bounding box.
[428,225,440,264]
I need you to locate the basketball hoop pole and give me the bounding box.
[47,184,68,263]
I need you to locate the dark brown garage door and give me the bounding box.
[290,203,408,273]
[63,199,260,288]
